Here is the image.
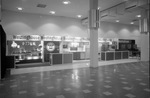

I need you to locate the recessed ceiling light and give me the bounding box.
[63,0,71,4]
[116,20,119,22]
[130,22,134,24]
[136,15,141,18]
[77,15,82,18]
[17,7,23,10]
[49,11,55,14]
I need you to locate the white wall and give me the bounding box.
[2,10,141,47]
[2,10,88,39]
[98,21,140,46]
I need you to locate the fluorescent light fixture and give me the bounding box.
[77,15,82,18]
[130,22,134,24]
[17,7,23,10]
[136,15,141,18]
[63,0,71,4]
[49,11,55,14]
[116,20,119,22]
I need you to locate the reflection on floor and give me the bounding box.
[0,60,149,98]
[12,59,138,75]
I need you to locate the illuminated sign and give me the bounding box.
[13,35,26,40]
[81,37,89,42]
[28,35,41,40]
[74,37,81,42]
[13,35,41,40]
[64,36,74,41]
[46,42,55,52]
[43,36,61,41]
[43,36,53,40]
[52,36,62,41]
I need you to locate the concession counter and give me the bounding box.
[49,53,73,65]
[101,51,129,61]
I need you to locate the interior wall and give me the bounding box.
[2,10,140,47]
[2,10,88,39]
[98,21,140,47]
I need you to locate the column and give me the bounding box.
[0,0,2,79]
[139,10,149,61]
[89,0,99,67]
[0,30,1,79]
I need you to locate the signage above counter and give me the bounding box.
[13,35,41,41]
[42,36,62,41]
[98,38,118,42]
[12,35,120,43]
[12,35,90,42]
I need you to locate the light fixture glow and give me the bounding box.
[116,20,119,22]
[98,7,101,10]
[17,7,23,10]
[49,11,55,14]
[63,0,71,4]
[26,56,32,60]
[136,15,141,18]
[33,56,39,59]
[130,22,134,24]
[77,15,82,18]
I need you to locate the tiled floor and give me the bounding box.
[0,61,149,98]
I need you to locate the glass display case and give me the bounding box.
[7,40,43,64]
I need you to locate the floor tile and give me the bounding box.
[144,88,150,92]
[139,83,147,86]
[83,90,91,93]
[123,87,132,90]
[86,83,93,87]
[36,92,45,97]
[103,91,112,96]
[125,94,136,98]
[56,95,65,98]
[18,91,27,94]
[104,85,112,88]
[47,86,54,89]
[64,88,71,91]
[121,81,128,84]
[0,61,149,98]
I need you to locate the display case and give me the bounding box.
[7,39,43,64]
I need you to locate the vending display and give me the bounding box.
[7,40,43,64]
[98,38,118,52]
[118,39,135,51]
[7,34,123,65]
[44,41,60,62]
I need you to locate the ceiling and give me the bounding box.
[1,0,149,25]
